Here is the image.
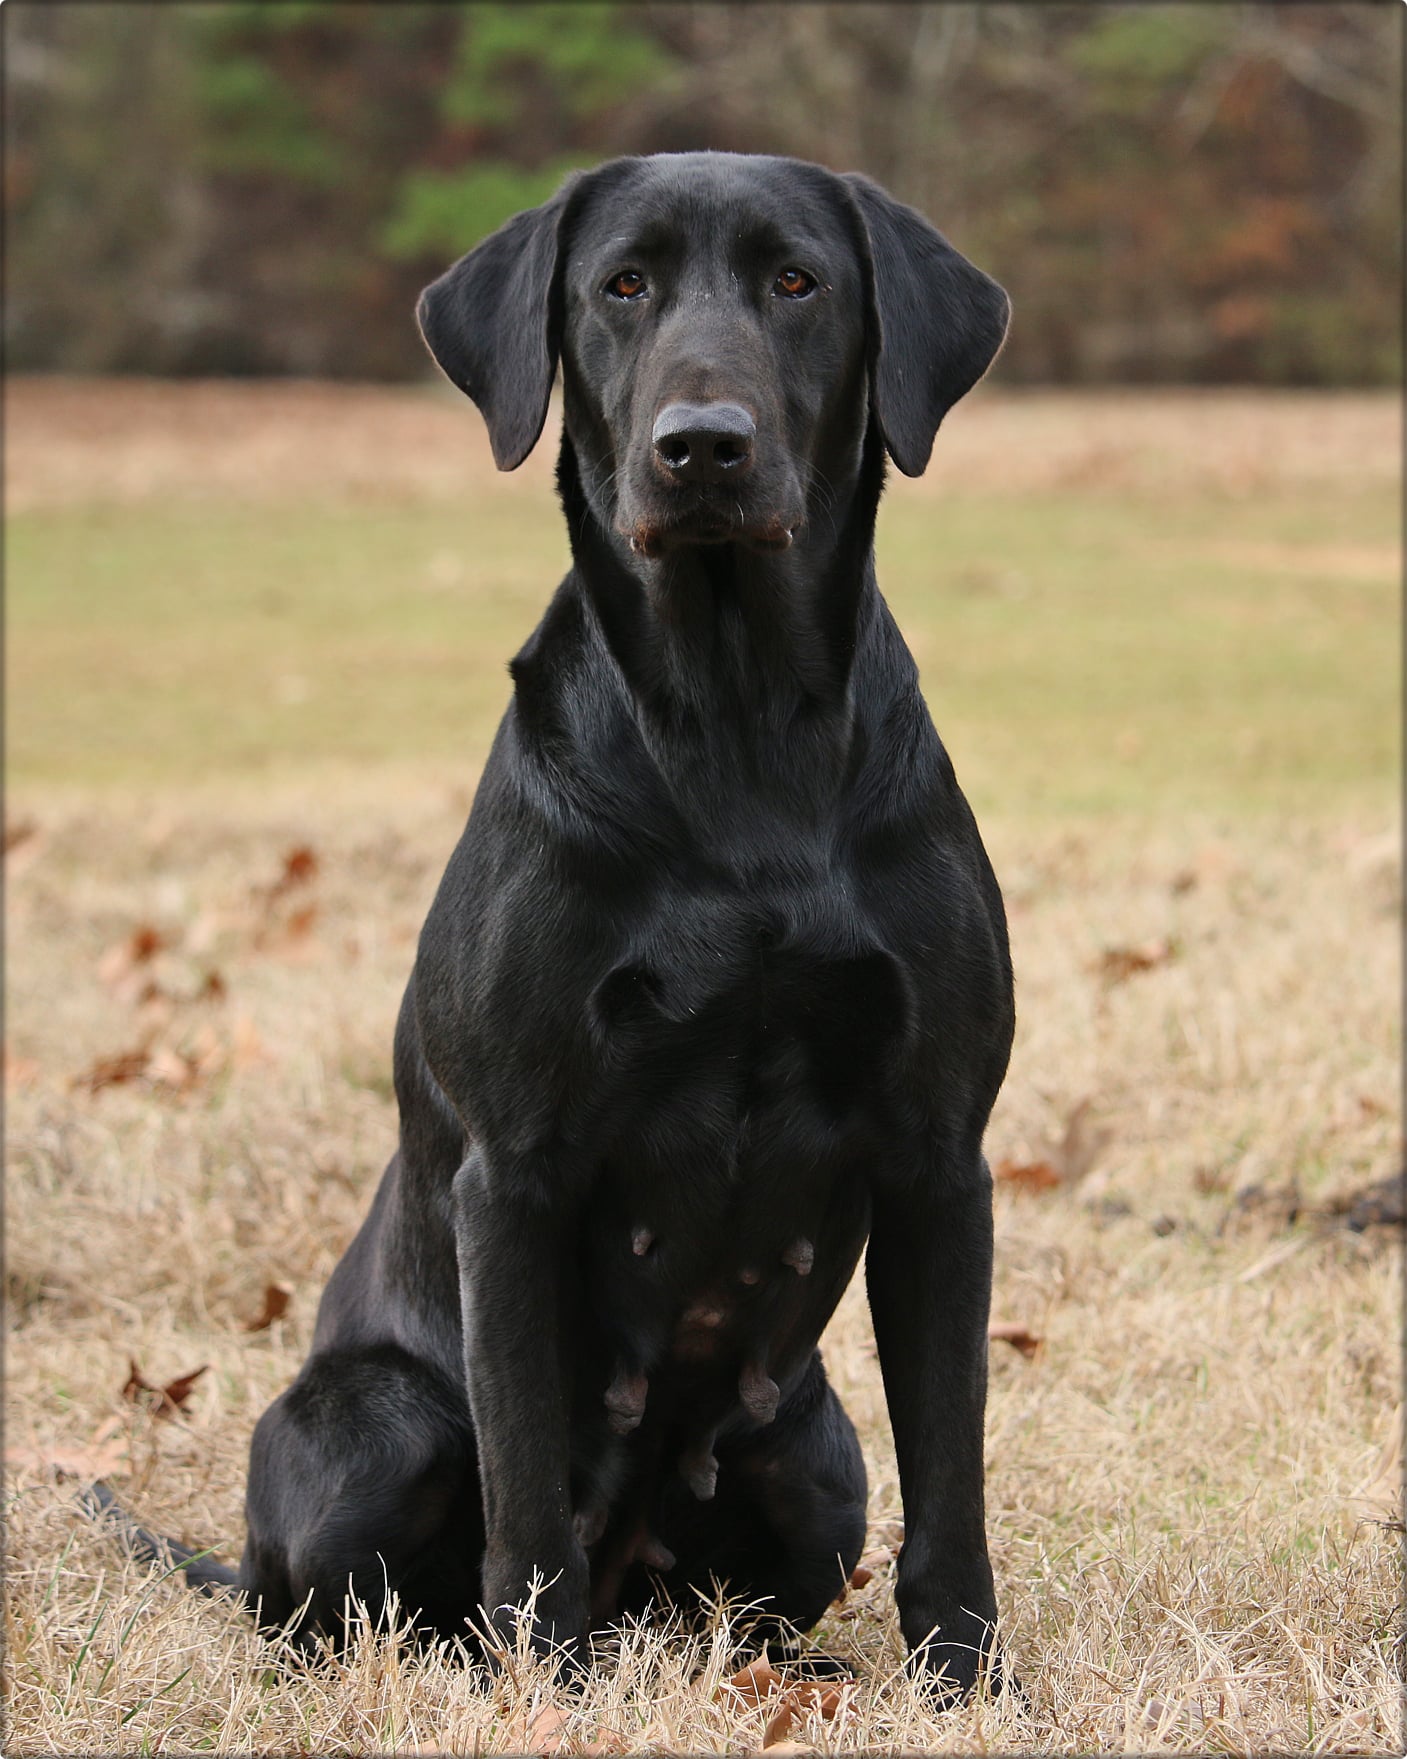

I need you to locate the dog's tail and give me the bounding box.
[82,1480,244,1597]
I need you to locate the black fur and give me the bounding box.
[119,153,1016,1698]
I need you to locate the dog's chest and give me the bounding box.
[581,902,906,1402]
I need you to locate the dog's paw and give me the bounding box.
[480,1545,589,1671]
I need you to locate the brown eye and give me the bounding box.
[606,270,647,300]
[774,267,816,299]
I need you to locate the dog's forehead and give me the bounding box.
[573,153,851,261]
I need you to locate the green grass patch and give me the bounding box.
[7,481,1398,817]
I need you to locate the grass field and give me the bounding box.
[4,379,1402,1754]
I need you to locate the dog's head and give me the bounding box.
[417,154,1009,557]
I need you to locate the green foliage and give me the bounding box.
[444,4,669,128]
[1067,5,1228,90]
[382,158,591,260]
[188,51,339,184]
[5,1,1399,384]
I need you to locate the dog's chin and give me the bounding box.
[621,513,799,561]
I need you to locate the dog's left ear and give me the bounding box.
[843,174,1010,478]
[416,179,582,471]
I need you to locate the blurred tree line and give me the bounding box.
[6,1,1400,384]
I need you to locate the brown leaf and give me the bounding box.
[727,1656,784,1708]
[857,1545,896,1575]
[4,1046,40,1091]
[994,1157,1061,1193]
[244,1282,292,1332]
[989,1321,1043,1359]
[848,1563,874,1590]
[122,1359,208,1419]
[278,844,319,889]
[258,844,320,907]
[98,924,166,986]
[199,969,228,1001]
[762,1695,800,1748]
[72,1046,151,1094]
[1095,937,1177,985]
[525,1704,570,1755]
[1056,1096,1112,1184]
[254,902,321,957]
[5,1416,128,1481]
[230,1015,269,1069]
[146,1045,201,1092]
[4,817,39,856]
[792,1681,851,1719]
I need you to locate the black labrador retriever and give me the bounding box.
[220,152,1014,1696]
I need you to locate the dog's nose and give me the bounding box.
[652,402,755,482]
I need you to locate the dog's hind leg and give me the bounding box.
[241,1341,483,1648]
[638,1352,866,1644]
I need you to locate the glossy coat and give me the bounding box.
[240,153,1015,1696]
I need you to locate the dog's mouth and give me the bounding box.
[621,510,800,561]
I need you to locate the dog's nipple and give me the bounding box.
[739,1359,780,1425]
[573,1502,608,1548]
[631,1225,655,1257]
[604,1363,648,1435]
[679,1435,719,1501]
[782,1237,814,1276]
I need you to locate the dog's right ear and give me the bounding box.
[416,180,581,471]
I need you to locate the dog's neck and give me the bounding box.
[552,426,887,838]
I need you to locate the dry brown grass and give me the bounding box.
[4,383,1403,1753]
[6,790,1400,1755]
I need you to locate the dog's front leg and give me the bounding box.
[452,1148,588,1664]
[866,1161,1004,1699]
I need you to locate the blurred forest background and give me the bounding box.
[6,0,1401,386]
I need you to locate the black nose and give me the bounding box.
[652,402,756,482]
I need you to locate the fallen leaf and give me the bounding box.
[857,1545,896,1575]
[4,1047,40,1091]
[525,1703,570,1755]
[5,1416,128,1480]
[1056,1096,1112,1184]
[72,1046,151,1094]
[230,1015,269,1069]
[278,845,319,890]
[989,1322,1043,1359]
[257,844,320,907]
[792,1681,850,1718]
[848,1563,873,1590]
[4,817,39,855]
[285,903,318,940]
[727,1656,784,1708]
[199,969,228,1001]
[994,1157,1061,1193]
[122,1360,208,1419]
[147,1045,201,1092]
[98,924,167,986]
[254,902,321,957]
[243,1282,292,1331]
[1094,937,1177,985]
[762,1698,800,1748]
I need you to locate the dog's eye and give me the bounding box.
[606,271,648,301]
[773,268,816,299]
